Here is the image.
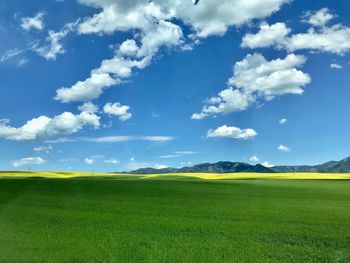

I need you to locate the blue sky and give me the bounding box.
[0,0,350,171]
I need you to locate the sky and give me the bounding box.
[0,0,350,171]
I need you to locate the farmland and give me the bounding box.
[0,173,349,262]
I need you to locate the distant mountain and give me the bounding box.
[125,161,276,174]
[124,157,350,174]
[274,157,350,173]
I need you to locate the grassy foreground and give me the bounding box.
[0,175,349,262]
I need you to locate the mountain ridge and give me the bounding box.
[124,157,350,174]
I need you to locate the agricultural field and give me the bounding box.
[0,173,349,262]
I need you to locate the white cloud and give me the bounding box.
[285,25,350,54]
[193,53,310,118]
[141,136,175,142]
[31,22,77,60]
[0,48,23,63]
[126,158,168,170]
[279,118,287,124]
[13,157,46,168]
[84,158,94,165]
[55,56,149,103]
[0,49,28,67]
[249,156,259,162]
[207,125,257,140]
[58,19,182,103]
[160,155,180,159]
[84,155,104,165]
[33,145,52,153]
[330,63,343,69]
[304,8,334,27]
[58,0,289,103]
[78,0,289,38]
[154,164,168,169]
[242,10,350,55]
[86,136,133,143]
[103,102,132,121]
[118,39,139,57]
[78,102,99,113]
[56,73,118,103]
[228,53,309,98]
[21,12,45,31]
[47,135,175,143]
[103,158,119,164]
[262,161,274,168]
[191,112,208,120]
[17,58,28,67]
[278,144,291,152]
[160,150,198,159]
[0,111,100,141]
[241,22,290,49]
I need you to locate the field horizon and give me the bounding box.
[1,171,350,180]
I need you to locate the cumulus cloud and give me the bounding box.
[78,102,99,113]
[285,25,350,54]
[57,0,289,103]
[13,157,46,168]
[57,20,182,103]
[249,156,259,162]
[21,12,45,31]
[279,118,287,124]
[193,53,310,118]
[207,125,257,140]
[0,111,100,141]
[241,22,290,49]
[103,102,132,121]
[278,144,291,152]
[303,8,334,27]
[56,73,119,103]
[118,39,139,57]
[78,0,289,38]
[242,9,350,55]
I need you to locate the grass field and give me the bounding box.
[1,171,350,179]
[0,173,349,262]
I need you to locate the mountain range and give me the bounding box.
[273,157,350,173]
[124,157,350,174]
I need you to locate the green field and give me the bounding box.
[0,175,349,262]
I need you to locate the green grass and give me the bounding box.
[0,178,349,262]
